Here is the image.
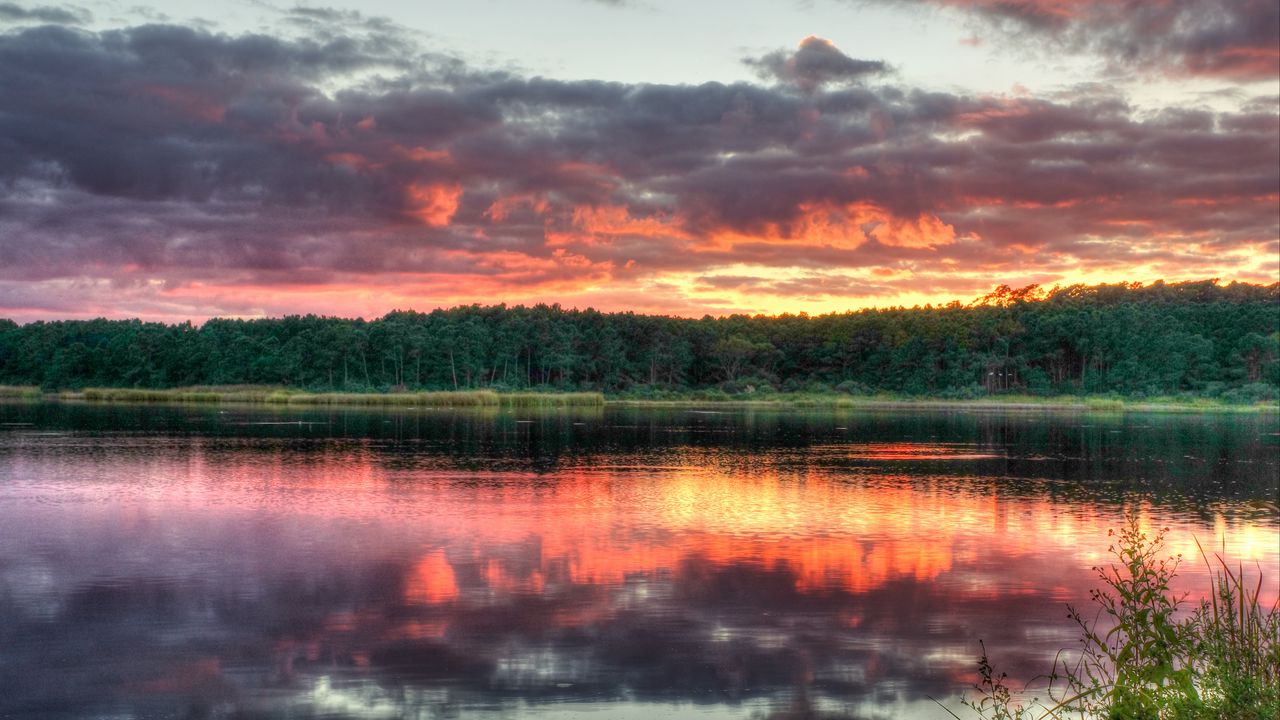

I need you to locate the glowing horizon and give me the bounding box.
[3,274,1272,326]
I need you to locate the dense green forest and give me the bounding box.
[1,280,1277,401]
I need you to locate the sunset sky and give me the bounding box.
[0,0,1276,322]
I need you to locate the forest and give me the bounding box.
[1,280,1277,401]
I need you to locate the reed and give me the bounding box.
[948,513,1280,720]
[501,392,605,407]
[280,390,605,407]
[78,387,273,403]
[612,393,1276,413]
[275,390,503,407]
[1189,537,1280,718]
[1082,397,1126,412]
[71,386,605,408]
[0,385,42,399]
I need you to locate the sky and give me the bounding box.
[0,0,1277,322]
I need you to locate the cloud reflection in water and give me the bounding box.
[0,405,1276,719]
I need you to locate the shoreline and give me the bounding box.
[608,398,1280,414]
[1,386,1276,414]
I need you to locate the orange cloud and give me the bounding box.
[406,183,462,227]
[706,201,956,251]
[560,204,690,245]
[484,193,550,222]
[863,206,959,248]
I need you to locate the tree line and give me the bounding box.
[1,280,1277,400]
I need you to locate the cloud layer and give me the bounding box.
[0,10,1276,320]
[874,0,1280,80]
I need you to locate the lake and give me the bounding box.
[0,401,1276,719]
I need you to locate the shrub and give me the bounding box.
[940,385,985,400]
[835,380,873,396]
[953,513,1279,720]
[1220,383,1278,405]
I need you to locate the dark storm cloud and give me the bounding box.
[867,0,1280,81]
[744,35,888,91]
[0,16,1275,318]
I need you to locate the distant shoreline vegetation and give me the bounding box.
[0,386,1275,413]
[77,387,607,408]
[1,280,1277,405]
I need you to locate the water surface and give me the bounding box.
[1,402,1276,719]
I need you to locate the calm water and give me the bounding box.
[0,402,1276,720]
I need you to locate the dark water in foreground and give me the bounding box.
[0,402,1276,720]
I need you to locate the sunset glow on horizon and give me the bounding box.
[0,1,1276,323]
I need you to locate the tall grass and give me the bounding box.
[1189,538,1280,719]
[79,387,273,403]
[500,392,605,407]
[0,385,42,399]
[949,512,1279,720]
[72,386,605,408]
[611,391,1274,413]
[265,390,603,407]
[268,390,502,406]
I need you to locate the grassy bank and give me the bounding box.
[0,385,42,399]
[66,386,606,408]
[268,390,605,408]
[953,514,1279,720]
[3,386,1273,413]
[609,392,1278,414]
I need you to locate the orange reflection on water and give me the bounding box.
[153,442,1278,616]
[405,550,459,604]
[375,465,1278,615]
[835,442,1003,461]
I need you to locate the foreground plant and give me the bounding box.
[1187,538,1280,719]
[947,512,1279,720]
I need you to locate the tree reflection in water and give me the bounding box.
[0,403,1275,719]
